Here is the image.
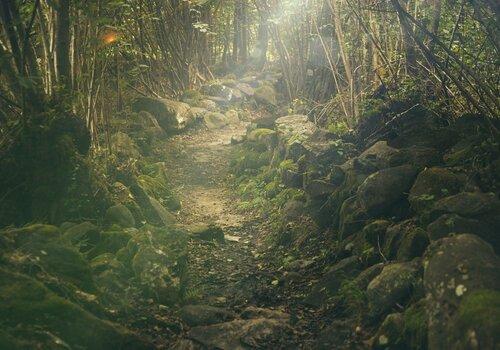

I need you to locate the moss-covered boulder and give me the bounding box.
[363,220,391,246]
[247,128,277,148]
[111,132,141,160]
[20,241,97,293]
[275,115,317,143]
[424,234,500,349]
[63,221,101,252]
[204,112,228,129]
[338,196,368,239]
[426,213,496,243]
[0,268,152,349]
[408,167,464,214]
[2,224,61,248]
[132,97,193,132]
[370,313,405,349]
[254,84,277,106]
[304,256,362,307]
[105,204,136,228]
[366,261,420,318]
[396,228,429,262]
[185,223,225,243]
[357,165,418,217]
[180,305,236,327]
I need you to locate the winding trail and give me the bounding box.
[163,119,272,309]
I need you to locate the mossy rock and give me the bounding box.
[19,241,96,293]
[396,228,429,261]
[454,289,500,349]
[254,84,277,106]
[105,204,136,228]
[90,253,127,275]
[2,224,61,248]
[0,268,152,349]
[408,167,464,214]
[371,313,404,349]
[247,128,277,148]
[63,221,101,252]
[403,299,427,349]
[363,220,391,246]
[186,223,224,243]
[111,132,141,160]
[88,229,134,259]
[204,112,228,129]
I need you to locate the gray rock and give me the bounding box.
[304,256,362,307]
[366,261,420,317]
[187,318,292,349]
[204,112,228,129]
[424,234,500,350]
[370,313,405,349]
[357,165,419,216]
[396,228,429,261]
[304,179,336,199]
[180,305,236,327]
[240,306,290,320]
[426,213,496,242]
[186,223,224,243]
[254,84,277,106]
[131,97,193,131]
[408,167,464,213]
[275,115,317,142]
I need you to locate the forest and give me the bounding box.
[0,0,499,348]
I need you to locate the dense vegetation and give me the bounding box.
[0,0,498,349]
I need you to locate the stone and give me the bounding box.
[363,220,391,246]
[0,268,152,350]
[105,204,136,228]
[304,179,336,199]
[408,167,464,214]
[275,115,317,142]
[63,221,101,251]
[198,99,218,111]
[338,196,368,240]
[111,132,141,159]
[180,305,236,327]
[131,97,193,131]
[371,313,405,349]
[187,318,292,349]
[148,197,176,226]
[430,191,500,219]
[2,224,61,248]
[359,141,400,170]
[281,169,303,189]
[304,256,362,307]
[254,84,277,106]
[236,82,255,96]
[357,165,419,216]
[187,223,224,243]
[204,112,228,129]
[423,234,500,350]
[240,306,290,320]
[366,261,420,317]
[426,213,496,242]
[396,228,429,261]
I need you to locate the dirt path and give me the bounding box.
[163,120,267,307]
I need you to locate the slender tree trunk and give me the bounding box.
[56,0,71,94]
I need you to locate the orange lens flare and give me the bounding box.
[102,31,119,44]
